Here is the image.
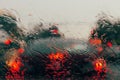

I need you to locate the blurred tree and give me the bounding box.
[0,9,24,40]
[90,13,120,46]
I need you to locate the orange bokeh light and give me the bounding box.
[93,58,107,72]
[95,61,103,71]
[6,59,24,80]
[89,38,102,46]
[10,61,22,72]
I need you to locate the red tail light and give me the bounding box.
[50,29,58,34]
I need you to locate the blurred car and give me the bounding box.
[21,38,107,79]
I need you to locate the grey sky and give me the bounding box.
[1,0,120,22]
[0,0,120,39]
